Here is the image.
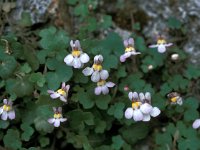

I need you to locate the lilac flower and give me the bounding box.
[82,55,109,82]
[149,37,173,53]
[120,38,141,62]
[124,92,160,122]
[94,80,115,95]
[64,40,90,68]
[0,99,15,120]
[48,107,67,127]
[47,82,70,102]
[167,92,183,105]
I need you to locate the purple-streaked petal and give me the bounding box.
[128,38,134,45]
[47,90,54,94]
[91,71,100,82]
[158,45,166,53]
[3,99,7,104]
[64,54,74,66]
[58,107,62,113]
[140,103,153,114]
[133,109,143,121]
[123,39,128,47]
[139,93,145,102]
[1,111,8,120]
[48,118,55,124]
[106,82,115,88]
[61,82,66,89]
[128,92,133,101]
[82,67,94,76]
[95,86,102,95]
[80,53,90,63]
[7,100,13,106]
[53,107,57,112]
[60,96,67,102]
[50,93,60,99]
[142,114,151,122]
[132,92,139,100]
[101,86,109,95]
[150,107,161,117]
[64,85,70,92]
[193,119,200,129]
[145,92,151,102]
[73,57,82,68]
[75,40,81,50]
[60,118,67,122]
[149,44,158,48]
[120,54,127,62]
[70,40,74,49]
[124,108,133,119]
[165,43,173,47]
[94,55,103,63]
[54,119,61,127]
[100,70,109,80]
[8,110,15,120]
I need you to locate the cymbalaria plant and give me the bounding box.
[0,99,15,120]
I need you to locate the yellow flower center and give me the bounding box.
[3,105,11,111]
[72,50,81,57]
[157,39,166,45]
[125,47,135,52]
[97,80,106,86]
[54,113,62,119]
[92,64,102,71]
[171,97,178,102]
[57,89,66,96]
[132,102,141,109]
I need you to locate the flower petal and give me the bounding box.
[124,108,134,119]
[101,86,109,95]
[165,43,173,47]
[142,114,151,122]
[120,54,127,62]
[82,67,93,76]
[193,119,200,129]
[70,40,74,48]
[64,54,74,66]
[65,85,70,92]
[150,107,161,117]
[131,51,141,55]
[95,86,102,95]
[128,38,134,45]
[158,44,166,53]
[73,57,82,68]
[60,96,67,102]
[132,92,139,100]
[47,90,54,94]
[91,71,100,82]
[8,111,15,120]
[3,99,7,104]
[80,53,90,63]
[149,44,158,48]
[145,92,151,102]
[100,70,109,80]
[60,118,67,122]
[48,118,55,124]
[106,82,115,88]
[123,39,128,47]
[50,93,60,99]
[139,93,145,102]
[61,82,66,89]
[177,98,183,105]
[54,119,61,127]
[133,109,143,121]
[0,107,3,115]
[1,111,8,120]
[140,103,153,114]
[128,92,133,101]
[75,40,81,50]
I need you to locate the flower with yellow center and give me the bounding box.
[167,92,183,105]
[64,40,90,68]
[0,99,15,120]
[95,80,115,95]
[48,82,70,102]
[149,36,173,53]
[120,38,141,62]
[48,107,67,127]
[83,55,109,82]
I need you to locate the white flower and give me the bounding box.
[0,99,15,120]
[48,107,67,127]
[167,92,183,105]
[124,91,161,122]
[94,80,115,95]
[64,40,90,68]
[47,82,70,102]
[120,38,141,62]
[149,37,173,53]
[192,119,200,129]
[82,55,109,82]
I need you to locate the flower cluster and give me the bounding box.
[64,40,90,68]
[149,36,173,53]
[120,38,141,62]
[167,92,183,105]
[82,55,115,95]
[0,99,15,120]
[124,92,160,122]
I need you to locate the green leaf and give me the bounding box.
[19,12,32,27]
[103,54,118,70]
[34,116,54,133]
[0,120,9,129]
[21,123,34,141]
[20,63,32,74]
[39,136,50,147]
[167,17,182,29]
[184,65,200,79]
[77,91,95,109]
[99,15,112,29]
[74,4,89,17]
[111,135,124,150]
[29,72,46,87]
[94,119,107,133]
[95,95,111,110]
[3,129,22,150]
[107,102,125,119]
